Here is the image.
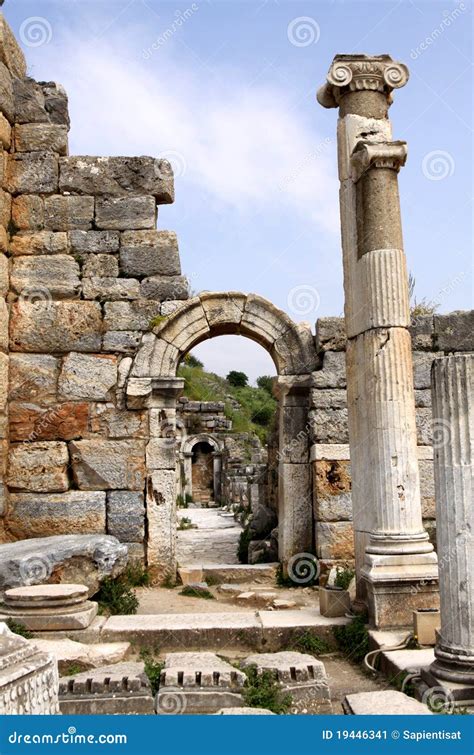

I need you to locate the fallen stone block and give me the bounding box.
[242,651,331,713]
[0,621,60,714]
[214,707,275,714]
[30,637,131,674]
[178,567,203,586]
[157,652,246,714]
[343,690,433,715]
[59,661,154,714]
[0,583,98,631]
[0,534,128,596]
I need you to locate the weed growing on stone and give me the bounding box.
[6,619,33,639]
[179,585,215,600]
[334,566,355,591]
[333,613,369,664]
[140,649,164,695]
[237,527,252,564]
[242,665,292,714]
[177,516,195,531]
[96,577,139,615]
[64,663,83,676]
[124,563,151,587]
[290,631,332,656]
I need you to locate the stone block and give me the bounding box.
[412,351,437,389]
[316,317,346,352]
[12,77,47,124]
[103,331,142,353]
[0,252,7,297]
[120,230,181,276]
[161,299,186,316]
[146,438,177,470]
[6,152,58,194]
[0,188,11,227]
[82,277,140,301]
[343,690,432,715]
[14,123,68,154]
[9,353,59,405]
[69,439,146,490]
[59,156,174,201]
[0,16,27,78]
[315,521,354,560]
[416,408,433,445]
[0,112,11,148]
[140,275,189,300]
[69,230,119,255]
[106,491,145,543]
[58,353,117,401]
[310,407,349,443]
[58,662,154,715]
[44,194,94,231]
[8,491,105,538]
[0,61,13,122]
[319,585,351,617]
[434,310,474,352]
[313,351,346,388]
[9,301,102,353]
[82,254,118,278]
[0,622,60,714]
[10,230,68,256]
[95,196,156,230]
[31,638,131,675]
[10,255,81,299]
[419,460,435,519]
[242,651,330,712]
[409,315,434,351]
[311,388,347,409]
[0,534,127,595]
[41,82,70,127]
[414,389,431,408]
[103,300,162,331]
[9,401,89,441]
[0,298,6,353]
[11,194,43,230]
[90,405,147,439]
[157,652,246,714]
[314,460,352,521]
[7,441,69,492]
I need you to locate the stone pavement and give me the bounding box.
[177,508,242,566]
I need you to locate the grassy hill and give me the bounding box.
[177,357,277,445]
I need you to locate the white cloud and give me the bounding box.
[38,34,339,236]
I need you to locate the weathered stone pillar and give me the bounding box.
[422,355,474,696]
[275,375,313,571]
[318,56,438,627]
[145,376,184,580]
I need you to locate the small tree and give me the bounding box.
[184,353,204,368]
[227,370,248,388]
[256,375,274,395]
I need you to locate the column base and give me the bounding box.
[421,667,474,706]
[361,552,439,628]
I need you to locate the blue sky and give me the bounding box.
[5,0,472,382]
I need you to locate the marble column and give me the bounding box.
[318,55,438,627]
[422,355,474,695]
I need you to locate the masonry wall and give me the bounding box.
[0,15,190,561]
[311,310,474,569]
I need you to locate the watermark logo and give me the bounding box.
[19,16,52,48]
[287,552,320,584]
[158,150,187,179]
[156,688,187,714]
[287,284,320,317]
[422,150,455,181]
[422,685,455,714]
[287,16,320,47]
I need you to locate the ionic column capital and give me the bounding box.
[317,54,409,110]
[351,140,407,181]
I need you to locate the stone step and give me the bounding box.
[100,609,349,652]
[202,563,279,584]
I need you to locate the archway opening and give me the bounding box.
[191,441,215,505]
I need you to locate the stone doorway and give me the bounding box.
[191,441,215,505]
[128,292,318,579]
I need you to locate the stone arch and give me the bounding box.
[130,292,317,379]
[128,292,317,579]
[179,433,223,504]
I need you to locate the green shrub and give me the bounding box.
[290,631,332,656]
[123,563,151,588]
[64,663,83,676]
[333,613,369,664]
[227,370,248,387]
[140,649,163,695]
[177,516,194,531]
[237,527,252,564]
[6,619,33,639]
[334,566,355,591]
[96,577,139,615]
[242,665,292,714]
[179,585,215,600]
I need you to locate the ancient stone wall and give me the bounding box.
[311,310,474,569]
[0,16,189,562]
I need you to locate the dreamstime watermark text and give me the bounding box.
[142,5,199,59]
[410,3,467,60]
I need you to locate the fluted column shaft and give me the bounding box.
[429,354,474,684]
